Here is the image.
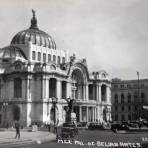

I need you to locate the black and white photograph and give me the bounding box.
[0,0,148,147]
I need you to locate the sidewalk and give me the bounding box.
[0,129,56,145]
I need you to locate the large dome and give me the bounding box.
[11,10,56,49]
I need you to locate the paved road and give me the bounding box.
[2,130,148,148]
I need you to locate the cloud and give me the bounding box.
[0,0,148,79]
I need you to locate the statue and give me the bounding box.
[65,97,75,123]
[30,9,38,29]
[66,97,74,113]
[32,9,35,16]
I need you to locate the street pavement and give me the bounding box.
[2,129,148,148]
[0,129,148,148]
[0,129,56,148]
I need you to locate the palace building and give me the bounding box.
[0,11,111,127]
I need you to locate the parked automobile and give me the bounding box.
[111,122,129,132]
[128,122,139,128]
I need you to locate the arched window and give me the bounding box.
[14,78,22,98]
[121,94,124,104]
[48,54,51,62]
[53,55,56,63]
[32,51,36,60]
[58,56,60,64]
[38,52,41,61]
[43,53,46,63]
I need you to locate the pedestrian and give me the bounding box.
[15,121,20,139]
[47,123,51,132]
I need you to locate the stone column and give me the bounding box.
[93,85,95,100]
[96,107,98,122]
[86,106,88,122]
[27,103,31,127]
[41,78,46,100]
[97,105,101,122]
[106,85,111,104]
[96,84,99,101]
[83,84,85,100]
[42,102,48,123]
[45,78,49,99]
[56,79,61,100]
[98,84,102,103]
[94,107,96,122]
[92,107,95,122]
[79,106,82,122]
[22,79,26,99]
[86,84,88,101]
[26,77,31,127]
[26,78,30,100]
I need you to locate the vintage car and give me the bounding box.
[56,122,78,141]
[111,122,129,132]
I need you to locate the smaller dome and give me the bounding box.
[0,46,27,60]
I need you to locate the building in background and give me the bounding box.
[0,11,111,127]
[111,78,148,122]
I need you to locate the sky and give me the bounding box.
[0,0,148,80]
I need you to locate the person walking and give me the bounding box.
[15,121,20,139]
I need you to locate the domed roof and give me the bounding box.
[0,46,27,60]
[11,10,56,49]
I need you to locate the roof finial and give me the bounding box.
[30,9,38,29]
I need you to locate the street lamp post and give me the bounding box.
[51,97,58,133]
[137,71,141,121]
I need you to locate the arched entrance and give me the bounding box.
[71,68,86,122]
[13,105,20,121]
[71,69,85,100]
